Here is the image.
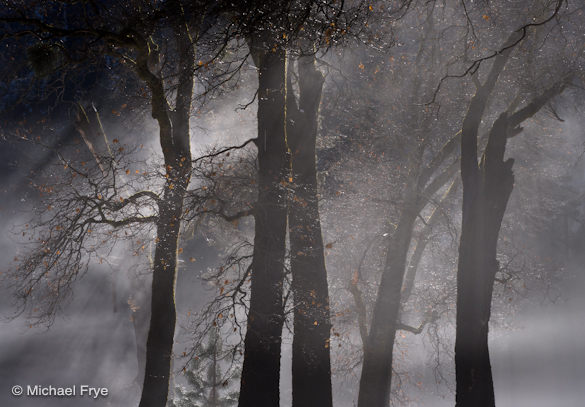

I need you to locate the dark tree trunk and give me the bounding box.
[139,10,195,406]
[357,194,418,407]
[454,32,566,404]
[355,133,460,407]
[238,38,288,407]
[139,188,187,407]
[455,114,513,407]
[287,55,333,407]
[138,118,192,407]
[356,122,456,407]
[451,33,517,406]
[455,86,568,406]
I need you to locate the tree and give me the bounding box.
[455,33,570,406]
[0,2,243,406]
[327,9,462,405]
[235,3,370,406]
[6,1,585,406]
[287,51,332,407]
[237,29,289,407]
[169,327,240,407]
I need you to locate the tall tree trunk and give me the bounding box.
[140,189,187,407]
[357,190,418,407]
[453,30,566,403]
[288,55,333,407]
[355,127,458,407]
[238,37,288,407]
[455,77,568,406]
[456,113,514,407]
[139,10,195,406]
[451,31,517,406]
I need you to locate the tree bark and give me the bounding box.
[451,30,518,405]
[455,113,512,407]
[287,55,333,407]
[454,33,567,404]
[357,189,418,407]
[140,190,187,407]
[356,130,460,407]
[139,9,195,406]
[238,37,288,407]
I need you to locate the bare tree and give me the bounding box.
[455,31,571,406]
[0,2,244,406]
[287,51,332,407]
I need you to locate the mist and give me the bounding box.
[2,1,585,407]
